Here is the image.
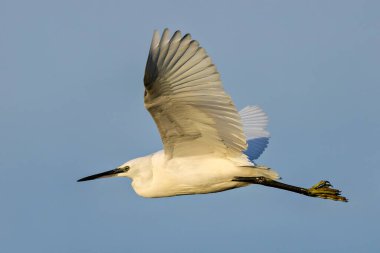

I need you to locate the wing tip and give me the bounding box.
[151,30,160,49]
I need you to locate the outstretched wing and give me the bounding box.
[143,29,247,158]
[239,106,270,161]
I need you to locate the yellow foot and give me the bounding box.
[308,181,348,202]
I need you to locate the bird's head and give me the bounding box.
[77,162,132,182]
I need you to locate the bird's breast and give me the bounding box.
[130,157,249,198]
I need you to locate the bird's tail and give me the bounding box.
[244,165,281,180]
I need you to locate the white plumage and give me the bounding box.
[78,29,347,202]
[240,106,270,161]
[144,29,247,158]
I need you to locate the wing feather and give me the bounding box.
[240,106,270,160]
[144,29,247,158]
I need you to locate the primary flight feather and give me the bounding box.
[78,29,347,202]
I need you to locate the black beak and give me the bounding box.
[77,168,126,182]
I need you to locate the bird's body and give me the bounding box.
[124,150,278,198]
[78,29,347,202]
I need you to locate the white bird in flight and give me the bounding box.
[78,29,347,202]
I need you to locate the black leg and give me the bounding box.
[233,177,348,202]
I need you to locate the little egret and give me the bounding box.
[78,29,347,202]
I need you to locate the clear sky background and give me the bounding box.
[1,0,379,252]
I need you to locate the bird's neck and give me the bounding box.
[128,155,154,189]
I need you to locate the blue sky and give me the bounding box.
[1,0,379,252]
